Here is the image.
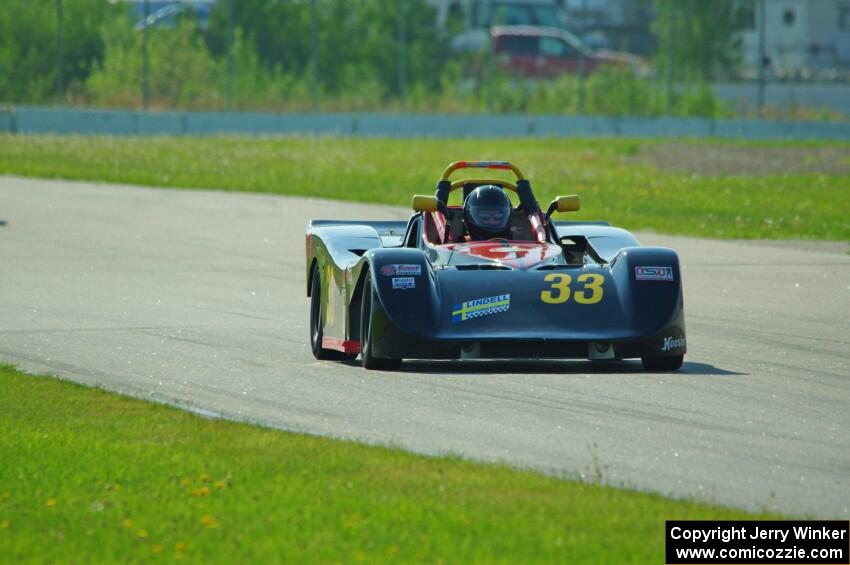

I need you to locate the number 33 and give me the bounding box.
[540,273,604,304]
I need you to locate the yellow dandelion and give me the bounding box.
[137,529,148,539]
[0,520,10,529]
[191,486,210,497]
[199,473,210,483]
[46,499,56,507]
[214,480,227,490]
[181,479,192,488]
[200,515,217,529]
[122,518,134,529]
[176,541,186,551]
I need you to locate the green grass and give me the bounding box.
[1,135,848,240]
[0,364,770,562]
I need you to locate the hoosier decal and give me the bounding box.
[451,294,511,323]
[661,336,686,352]
[635,266,674,281]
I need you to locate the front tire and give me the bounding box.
[641,354,684,371]
[310,266,355,361]
[360,272,402,371]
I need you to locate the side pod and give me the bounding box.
[360,248,438,359]
[611,246,685,356]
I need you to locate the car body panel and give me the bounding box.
[305,217,685,362]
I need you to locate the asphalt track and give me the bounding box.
[2,176,849,518]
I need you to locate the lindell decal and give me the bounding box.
[451,294,511,323]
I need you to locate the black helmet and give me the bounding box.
[463,185,512,241]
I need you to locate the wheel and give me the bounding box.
[641,354,684,371]
[360,272,402,371]
[310,266,355,361]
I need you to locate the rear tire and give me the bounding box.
[310,266,355,361]
[360,272,402,371]
[641,354,684,371]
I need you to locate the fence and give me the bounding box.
[2,106,850,140]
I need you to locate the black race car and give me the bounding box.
[305,161,685,371]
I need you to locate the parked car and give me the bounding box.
[491,26,645,78]
[445,0,568,53]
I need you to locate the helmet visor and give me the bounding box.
[469,205,510,231]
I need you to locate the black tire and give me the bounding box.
[310,266,355,361]
[641,354,684,371]
[360,272,402,371]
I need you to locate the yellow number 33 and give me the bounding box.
[540,273,605,305]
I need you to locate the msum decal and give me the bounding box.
[635,266,674,281]
[452,294,510,324]
[381,264,422,277]
[391,277,416,290]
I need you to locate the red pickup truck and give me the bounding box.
[491,26,643,78]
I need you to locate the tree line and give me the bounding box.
[0,0,754,117]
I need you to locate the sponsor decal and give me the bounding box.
[391,277,416,290]
[661,336,686,352]
[451,241,562,269]
[381,264,422,277]
[635,266,674,281]
[451,294,511,323]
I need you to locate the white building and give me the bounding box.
[742,0,850,74]
[559,0,654,53]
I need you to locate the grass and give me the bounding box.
[0,363,770,562]
[0,135,848,240]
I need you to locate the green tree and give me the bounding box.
[652,0,752,82]
[88,14,229,110]
[204,0,451,100]
[0,0,117,104]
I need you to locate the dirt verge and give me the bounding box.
[634,142,850,176]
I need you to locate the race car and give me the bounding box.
[305,161,686,371]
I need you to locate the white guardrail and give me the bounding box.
[1,106,849,140]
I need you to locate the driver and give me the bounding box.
[463,185,512,240]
